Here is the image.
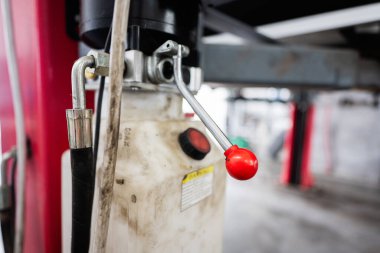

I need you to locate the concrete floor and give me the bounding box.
[223,159,380,253]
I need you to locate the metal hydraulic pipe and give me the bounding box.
[71,56,95,109]
[66,55,95,253]
[0,0,27,252]
[173,46,232,151]
[67,56,95,150]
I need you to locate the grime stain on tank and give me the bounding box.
[162,95,172,112]
[106,118,226,252]
[122,127,132,147]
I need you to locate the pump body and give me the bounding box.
[62,92,226,252]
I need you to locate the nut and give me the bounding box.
[85,67,97,80]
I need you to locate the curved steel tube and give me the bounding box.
[1,0,27,251]
[173,46,232,151]
[71,56,95,109]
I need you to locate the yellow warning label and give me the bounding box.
[182,165,214,184]
[181,165,214,211]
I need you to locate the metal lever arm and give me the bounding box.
[173,45,258,180]
[173,47,232,151]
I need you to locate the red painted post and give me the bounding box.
[0,0,88,251]
[281,102,314,188]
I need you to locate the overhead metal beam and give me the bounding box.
[256,3,380,39]
[357,60,380,89]
[202,43,380,89]
[203,8,276,44]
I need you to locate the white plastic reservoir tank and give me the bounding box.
[62,91,227,253]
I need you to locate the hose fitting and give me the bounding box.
[66,56,96,253]
[67,55,95,149]
[66,109,93,149]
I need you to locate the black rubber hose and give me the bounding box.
[93,27,112,170]
[69,24,111,253]
[0,210,13,253]
[0,158,16,253]
[70,147,94,253]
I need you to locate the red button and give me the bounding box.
[188,128,211,153]
[179,128,211,160]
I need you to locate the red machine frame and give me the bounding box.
[0,0,79,251]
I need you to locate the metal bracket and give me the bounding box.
[121,42,201,94]
[87,50,110,77]
[147,40,189,84]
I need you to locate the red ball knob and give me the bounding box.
[224,145,258,180]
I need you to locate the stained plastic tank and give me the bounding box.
[62,91,226,252]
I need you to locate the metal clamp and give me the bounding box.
[172,43,232,151]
